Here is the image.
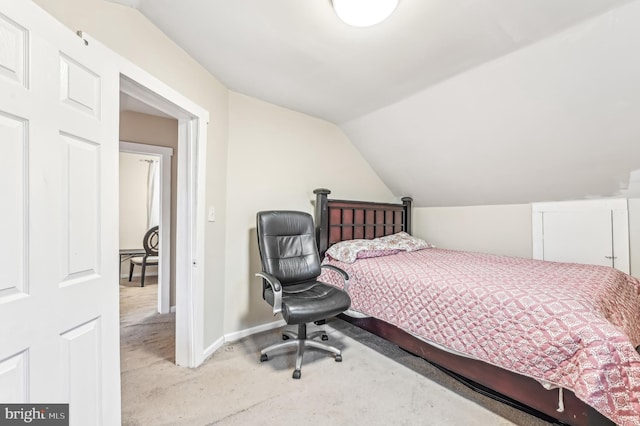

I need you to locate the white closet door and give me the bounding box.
[0,2,121,425]
[532,199,630,274]
[542,210,613,267]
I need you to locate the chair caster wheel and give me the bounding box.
[260,354,268,362]
[321,334,329,341]
[282,334,290,340]
[292,370,301,379]
[335,355,342,362]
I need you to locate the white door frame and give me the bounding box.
[117,56,209,368]
[119,141,173,314]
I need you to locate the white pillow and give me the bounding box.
[325,232,433,263]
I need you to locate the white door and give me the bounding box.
[542,210,613,267]
[532,199,630,274]
[0,2,121,425]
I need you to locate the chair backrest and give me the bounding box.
[143,226,159,256]
[256,211,321,287]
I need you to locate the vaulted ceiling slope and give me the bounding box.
[112,0,640,206]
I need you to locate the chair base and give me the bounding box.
[260,323,342,379]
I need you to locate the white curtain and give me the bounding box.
[147,160,160,229]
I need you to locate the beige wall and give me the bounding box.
[413,204,533,259]
[224,92,394,332]
[35,0,229,345]
[119,152,155,249]
[120,111,178,302]
[415,201,640,279]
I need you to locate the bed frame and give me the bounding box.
[313,188,612,426]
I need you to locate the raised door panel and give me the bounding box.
[0,351,28,402]
[60,132,101,285]
[0,12,27,88]
[0,113,27,301]
[60,54,101,118]
[60,320,101,425]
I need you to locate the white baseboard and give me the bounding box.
[202,335,225,361]
[200,319,286,363]
[224,319,286,344]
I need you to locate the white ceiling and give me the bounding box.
[112,0,640,206]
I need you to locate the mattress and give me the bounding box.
[320,247,640,425]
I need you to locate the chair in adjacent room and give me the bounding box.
[128,226,159,287]
[255,210,351,379]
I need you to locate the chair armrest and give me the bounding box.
[321,264,350,292]
[255,272,283,316]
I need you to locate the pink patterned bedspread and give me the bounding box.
[320,248,640,425]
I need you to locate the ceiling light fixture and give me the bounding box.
[332,0,399,27]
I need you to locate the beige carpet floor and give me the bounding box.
[119,277,551,425]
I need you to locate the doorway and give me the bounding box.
[119,141,173,314]
[118,71,209,368]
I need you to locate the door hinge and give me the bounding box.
[76,30,89,46]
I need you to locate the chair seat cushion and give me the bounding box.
[130,256,159,265]
[264,281,351,324]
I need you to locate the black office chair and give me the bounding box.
[128,226,159,287]
[255,210,351,379]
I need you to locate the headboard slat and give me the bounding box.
[314,189,413,258]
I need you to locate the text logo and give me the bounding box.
[0,405,68,426]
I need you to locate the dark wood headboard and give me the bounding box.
[313,188,413,258]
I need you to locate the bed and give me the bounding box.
[313,188,640,426]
